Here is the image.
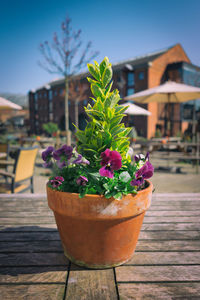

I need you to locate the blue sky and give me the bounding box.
[0,0,200,94]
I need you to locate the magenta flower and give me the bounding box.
[76,176,88,186]
[131,161,154,186]
[50,176,64,188]
[99,149,122,178]
[53,145,73,161]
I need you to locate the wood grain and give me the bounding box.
[66,267,117,300]
[118,283,200,300]
[0,284,65,300]
[0,266,67,283]
[116,265,200,282]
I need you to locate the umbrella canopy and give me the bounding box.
[121,102,151,116]
[124,81,200,103]
[0,97,22,110]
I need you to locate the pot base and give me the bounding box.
[63,247,133,269]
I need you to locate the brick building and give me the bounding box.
[29,43,200,138]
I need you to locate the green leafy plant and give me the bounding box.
[42,57,154,200]
[43,122,58,136]
[75,57,132,166]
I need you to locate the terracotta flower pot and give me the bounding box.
[47,180,153,269]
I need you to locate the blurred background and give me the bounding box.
[0,0,200,193]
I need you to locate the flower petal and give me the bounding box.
[99,166,114,178]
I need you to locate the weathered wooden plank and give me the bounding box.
[146,210,200,216]
[66,267,117,300]
[0,209,53,216]
[142,223,200,230]
[0,253,68,266]
[139,230,200,240]
[0,231,60,242]
[136,240,200,251]
[154,193,200,197]
[0,266,67,283]
[0,284,65,300]
[149,206,200,211]
[116,265,200,282]
[0,241,63,253]
[0,224,57,231]
[0,217,55,225]
[125,251,200,265]
[143,216,200,223]
[0,210,53,217]
[118,283,200,300]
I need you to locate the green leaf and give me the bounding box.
[87,64,100,81]
[113,192,122,201]
[119,171,131,183]
[91,84,104,98]
[110,115,123,128]
[87,77,98,85]
[99,57,109,76]
[102,66,113,88]
[115,105,129,114]
[75,130,87,144]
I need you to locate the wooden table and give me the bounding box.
[0,193,200,299]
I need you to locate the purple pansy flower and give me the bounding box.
[53,145,73,161]
[56,160,66,168]
[76,176,88,186]
[99,149,122,178]
[42,146,54,161]
[131,161,154,187]
[72,154,90,165]
[42,146,54,167]
[50,176,64,188]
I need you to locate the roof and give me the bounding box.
[30,45,176,93]
[112,45,173,70]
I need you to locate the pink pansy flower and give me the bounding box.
[99,149,122,178]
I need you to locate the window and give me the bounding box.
[49,90,53,100]
[49,101,53,113]
[126,72,135,96]
[54,90,57,96]
[60,88,63,95]
[138,71,144,80]
[127,88,135,96]
[127,72,134,86]
[83,99,87,105]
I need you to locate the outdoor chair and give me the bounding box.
[0,146,38,193]
[0,143,11,182]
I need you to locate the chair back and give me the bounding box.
[14,147,38,183]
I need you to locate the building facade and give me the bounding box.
[29,43,200,138]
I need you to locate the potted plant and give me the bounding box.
[42,57,154,269]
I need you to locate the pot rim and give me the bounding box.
[46,179,153,199]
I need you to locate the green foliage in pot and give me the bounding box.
[42,57,154,200]
[75,57,131,166]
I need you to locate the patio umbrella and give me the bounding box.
[0,97,22,110]
[124,81,200,135]
[121,102,151,116]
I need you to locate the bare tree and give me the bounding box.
[68,78,89,129]
[38,16,99,144]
